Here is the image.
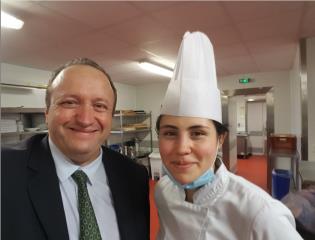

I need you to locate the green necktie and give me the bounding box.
[72,170,102,240]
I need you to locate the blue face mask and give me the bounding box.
[163,143,219,190]
[163,165,215,189]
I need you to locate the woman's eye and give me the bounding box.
[161,131,176,137]
[191,131,206,137]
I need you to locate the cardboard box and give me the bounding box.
[270,134,296,152]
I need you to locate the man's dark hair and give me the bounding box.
[45,57,117,114]
[155,114,228,137]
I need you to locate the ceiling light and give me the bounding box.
[1,11,24,30]
[139,61,173,78]
[247,98,255,102]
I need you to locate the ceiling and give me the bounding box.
[1,1,315,85]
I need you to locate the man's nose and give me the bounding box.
[75,104,94,126]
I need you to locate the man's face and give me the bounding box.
[45,65,114,165]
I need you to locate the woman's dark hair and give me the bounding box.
[213,120,229,136]
[45,57,117,115]
[155,114,228,137]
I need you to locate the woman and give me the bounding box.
[154,31,302,240]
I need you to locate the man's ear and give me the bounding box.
[45,108,49,125]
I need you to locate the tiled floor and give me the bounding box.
[236,155,267,191]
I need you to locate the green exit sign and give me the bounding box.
[239,78,251,84]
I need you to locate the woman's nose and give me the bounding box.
[176,135,192,155]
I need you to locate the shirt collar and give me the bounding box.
[49,137,103,185]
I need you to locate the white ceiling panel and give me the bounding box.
[236,11,302,42]
[110,45,151,62]
[112,69,169,85]
[151,2,230,34]
[104,15,175,46]
[92,46,151,73]
[205,25,243,47]
[215,43,249,60]
[215,64,228,76]
[223,1,304,23]
[106,62,141,75]
[140,37,181,64]
[37,1,142,29]
[1,1,315,85]
[1,28,51,58]
[217,56,258,75]
[1,46,63,71]
[129,1,178,12]
[254,46,297,71]
[300,3,315,38]
[58,32,131,57]
[9,3,91,42]
[246,36,297,55]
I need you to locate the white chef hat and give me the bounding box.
[160,31,222,123]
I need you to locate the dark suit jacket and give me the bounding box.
[1,134,150,240]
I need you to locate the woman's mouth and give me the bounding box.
[172,161,195,170]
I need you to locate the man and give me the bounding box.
[2,58,150,240]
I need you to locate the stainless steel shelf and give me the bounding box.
[1,107,46,113]
[1,107,47,145]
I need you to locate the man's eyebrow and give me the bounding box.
[93,97,110,103]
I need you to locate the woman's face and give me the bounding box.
[158,115,223,185]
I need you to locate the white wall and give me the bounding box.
[235,96,246,132]
[1,63,50,108]
[1,63,50,87]
[289,44,302,155]
[1,63,136,110]
[135,82,168,141]
[218,71,291,134]
[114,82,136,110]
[307,37,315,161]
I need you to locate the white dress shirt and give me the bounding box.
[49,138,120,240]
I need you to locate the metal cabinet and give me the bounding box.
[237,134,250,158]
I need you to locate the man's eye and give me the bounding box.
[94,103,108,112]
[60,100,78,108]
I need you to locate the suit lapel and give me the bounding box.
[27,136,69,240]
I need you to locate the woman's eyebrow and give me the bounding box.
[160,125,211,130]
[188,125,211,130]
[159,125,178,130]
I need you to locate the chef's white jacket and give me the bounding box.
[155,162,303,240]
